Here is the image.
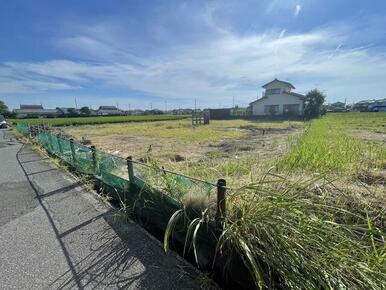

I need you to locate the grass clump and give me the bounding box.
[215,173,386,289]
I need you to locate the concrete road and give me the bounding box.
[0,129,200,290]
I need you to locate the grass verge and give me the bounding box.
[9,114,190,126]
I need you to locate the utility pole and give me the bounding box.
[74,97,78,109]
[232,96,235,108]
[164,100,167,113]
[194,99,197,113]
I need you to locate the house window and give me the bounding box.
[264,105,279,115]
[266,88,281,95]
[283,104,300,115]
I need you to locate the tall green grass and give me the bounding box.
[165,172,386,289]
[279,113,386,174]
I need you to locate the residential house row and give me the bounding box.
[11,79,386,119]
[12,105,166,118]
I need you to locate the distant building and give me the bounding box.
[57,107,80,116]
[13,105,58,118]
[171,109,194,115]
[368,98,386,112]
[230,106,249,117]
[97,106,123,116]
[208,108,232,119]
[250,79,305,116]
[144,109,164,115]
[328,102,346,112]
[352,99,386,112]
[128,109,145,116]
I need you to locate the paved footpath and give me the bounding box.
[0,129,200,290]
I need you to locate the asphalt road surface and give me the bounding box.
[0,129,200,290]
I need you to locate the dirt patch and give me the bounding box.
[352,130,386,146]
[358,170,386,186]
[239,125,302,135]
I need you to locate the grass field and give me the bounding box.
[10,114,190,126]
[55,112,386,288]
[63,118,304,187]
[279,112,386,174]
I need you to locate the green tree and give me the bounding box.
[0,100,9,115]
[304,89,326,119]
[80,106,91,115]
[67,108,78,116]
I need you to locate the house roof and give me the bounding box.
[262,78,295,89]
[20,104,44,110]
[249,92,305,106]
[287,92,305,100]
[98,106,119,110]
[330,102,345,106]
[14,108,58,114]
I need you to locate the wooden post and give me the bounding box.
[70,138,76,164]
[90,145,98,174]
[126,156,134,182]
[216,179,227,223]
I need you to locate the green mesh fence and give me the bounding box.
[15,124,216,205]
[132,161,214,201]
[16,123,29,136]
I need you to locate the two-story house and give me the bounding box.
[250,79,305,116]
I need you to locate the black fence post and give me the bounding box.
[216,178,227,224]
[70,138,76,164]
[28,124,31,138]
[48,132,54,153]
[57,134,63,154]
[126,156,134,182]
[90,145,98,175]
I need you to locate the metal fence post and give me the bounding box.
[57,134,63,154]
[216,178,227,223]
[28,124,31,138]
[48,132,56,153]
[126,156,134,182]
[90,145,98,175]
[70,138,76,164]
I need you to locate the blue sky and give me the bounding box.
[1,0,386,110]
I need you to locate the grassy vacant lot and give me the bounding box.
[10,114,189,126]
[64,119,304,187]
[64,112,385,186]
[62,112,386,289]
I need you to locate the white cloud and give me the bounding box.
[2,24,386,106]
[294,4,301,16]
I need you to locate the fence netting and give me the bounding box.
[15,123,216,205]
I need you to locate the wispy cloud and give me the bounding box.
[294,4,302,16]
[2,5,386,107]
